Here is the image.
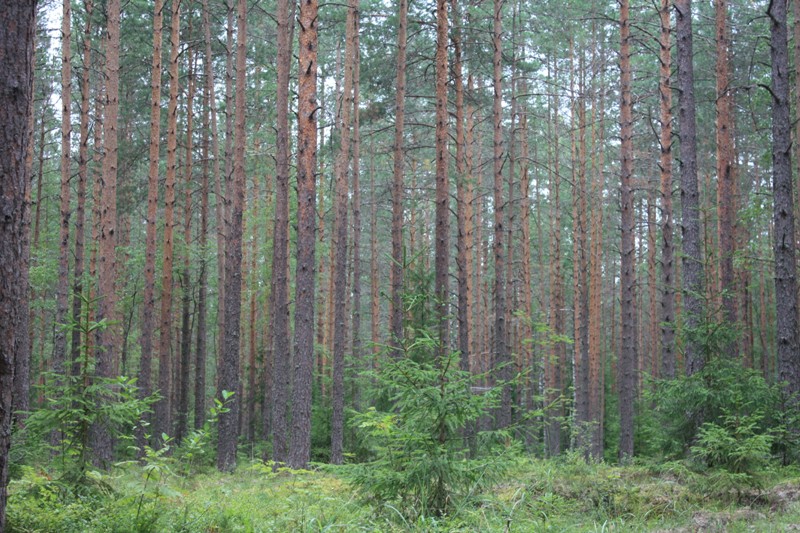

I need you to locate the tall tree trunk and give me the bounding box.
[619,0,637,462]
[390,0,408,357]
[715,0,737,339]
[217,0,246,472]
[675,0,703,375]
[331,0,357,463]
[93,0,121,466]
[177,49,195,444]
[370,143,380,359]
[659,0,676,378]
[71,0,93,376]
[768,0,800,403]
[156,0,181,443]
[434,0,450,361]
[140,0,164,446]
[55,0,73,378]
[492,0,510,428]
[0,1,35,526]
[271,0,294,466]
[289,0,319,469]
[351,24,363,409]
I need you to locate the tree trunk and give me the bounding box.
[675,0,703,375]
[271,0,294,466]
[54,0,73,378]
[0,1,35,526]
[768,0,800,403]
[659,0,676,379]
[156,0,181,443]
[92,0,121,466]
[351,24,363,409]
[715,0,737,339]
[140,0,164,447]
[289,0,319,469]
[217,0,247,472]
[390,0,408,357]
[619,0,637,462]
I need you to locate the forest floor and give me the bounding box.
[6,455,800,532]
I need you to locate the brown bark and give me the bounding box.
[768,0,800,401]
[155,0,181,443]
[492,0,510,428]
[390,0,408,357]
[659,0,676,379]
[715,0,737,339]
[0,1,35,526]
[370,143,380,359]
[140,0,164,445]
[619,0,637,462]
[675,0,703,375]
[92,0,121,465]
[71,0,93,376]
[289,0,319,469]
[434,0,450,361]
[55,0,73,377]
[217,0,246,472]
[271,0,294,465]
[351,24,363,409]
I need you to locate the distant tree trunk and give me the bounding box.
[390,0,408,357]
[217,0,246,472]
[0,1,35,526]
[177,49,195,444]
[768,0,800,403]
[196,11,211,428]
[54,0,73,378]
[433,0,450,361]
[331,0,357,464]
[619,0,637,462]
[93,0,121,466]
[545,57,564,456]
[492,0,510,428]
[271,0,294,466]
[370,144,380,358]
[453,0,470,371]
[140,0,164,446]
[675,0,703,375]
[289,0,318,469]
[156,0,181,443]
[71,0,93,376]
[659,0,675,379]
[715,0,737,341]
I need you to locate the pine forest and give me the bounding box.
[3,0,800,530]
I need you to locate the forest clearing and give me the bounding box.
[3,0,800,530]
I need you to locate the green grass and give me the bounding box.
[6,457,800,532]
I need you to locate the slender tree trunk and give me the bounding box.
[331,0,357,463]
[271,0,294,466]
[659,0,676,379]
[156,0,181,443]
[492,0,510,428]
[289,0,319,469]
[675,0,703,375]
[351,25,363,409]
[715,0,737,339]
[0,1,35,526]
[217,0,246,472]
[177,49,195,444]
[92,0,121,466]
[71,0,92,376]
[619,0,637,462]
[390,0,408,357]
[55,0,73,378]
[140,0,164,447]
[370,144,380,359]
[768,0,800,403]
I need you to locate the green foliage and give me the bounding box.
[349,330,511,522]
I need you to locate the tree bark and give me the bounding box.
[675,0,703,375]
[0,1,35,526]
[289,0,318,469]
[768,0,800,402]
[217,0,247,472]
[619,0,637,462]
